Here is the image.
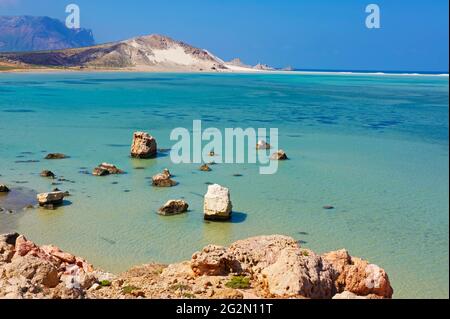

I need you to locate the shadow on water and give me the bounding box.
[204,211,247,224]
[230,211,247,223]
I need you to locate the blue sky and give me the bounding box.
[1,0,448,71]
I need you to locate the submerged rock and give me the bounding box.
[203,184,232,221]
[36,191,65,207]
[92,163,124,176]
[131,131,157,158]
[40,170,55,178]
[45,153,68,160]
[0,184,10,193]
[158,200,189,216]
[256,140,271,150]
[270,150,288,160]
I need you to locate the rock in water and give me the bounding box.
[199,164,211,172]
[36,191,65,207]
[45,153,67,160]
[0,184,10,192]
[131,132,157,158]
[270,150,288,160]
[203,184,232,221]
[40,170,55,178]
[152,172,177,187]
[92,163,124,176]
[256,140,271,150]
[158,200,189,216]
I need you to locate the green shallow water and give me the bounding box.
[0,72,448,298]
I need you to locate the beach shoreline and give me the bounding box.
[1,65,448,77]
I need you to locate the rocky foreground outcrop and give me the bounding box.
[0,234,393,299]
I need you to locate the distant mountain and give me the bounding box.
[0,34,230,71]
[0,16,95,52]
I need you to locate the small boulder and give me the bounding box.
[40,170,55,178]
[256,140,271,150]
[270,150,288,160]
[45,153,67,160]
[199,164,211,172]
[36,191,65,207]
[203,184,232,221]
[131,131,157,158]
[152,172,177,187]
[158,200,189,216]
[92,163,124,176]
[0,184,10,193]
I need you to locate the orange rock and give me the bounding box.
[323,249,393,298]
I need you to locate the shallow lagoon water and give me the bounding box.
[0,72,448,298]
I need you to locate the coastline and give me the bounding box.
[0,233,394,299]
[0,65,448,77]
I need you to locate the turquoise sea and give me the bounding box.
[0,72,448,298]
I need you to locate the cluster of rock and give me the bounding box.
[256,140,288,160]
[0,233,114,299]
[0,233,392,299]
[189,235,393,299]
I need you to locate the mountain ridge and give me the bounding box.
[0,16,95,52]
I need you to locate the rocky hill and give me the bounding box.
[0,34,228,71]
[0,16,95,52]
[0,233,393,299]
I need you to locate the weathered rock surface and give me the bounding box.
[92,163,124,176]
[323,249,393,298]
[191,245,240,276]
[131,132,157,159]
[0,184,10,193]
[152,172,177,187]
[158,200,189,216]
[36,191,65,207]
[261,248,335,298]
[270,150,288,160]
[256,140,271,150]
[0,234,393,299]
[203,184,232,221]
